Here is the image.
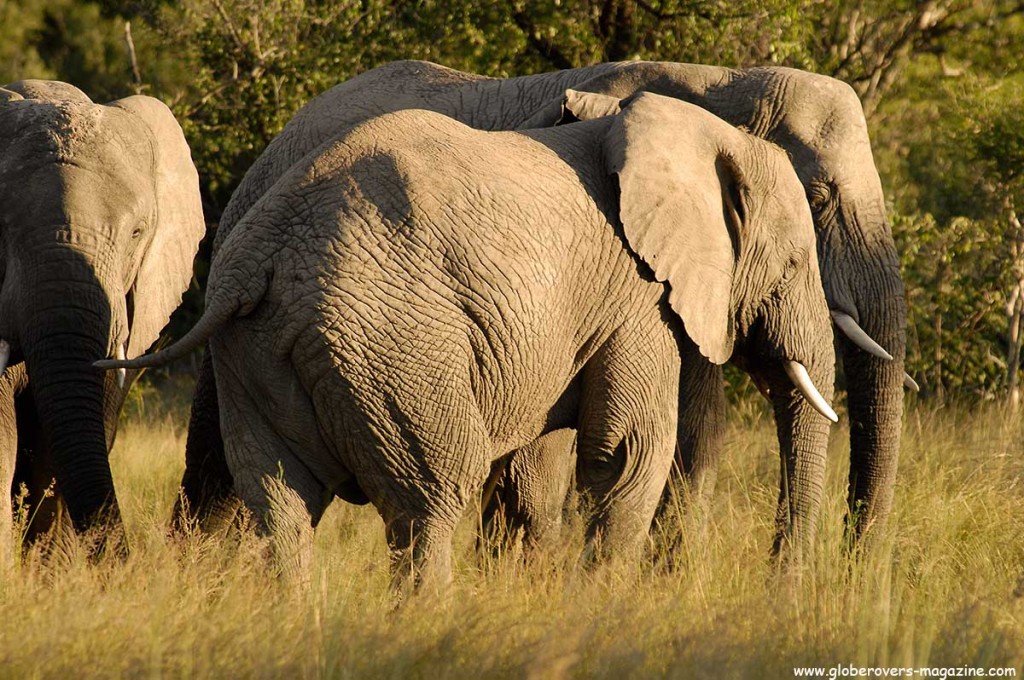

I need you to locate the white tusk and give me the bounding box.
[0,339,9,377]
[116,344,126,389]
[903,372,920,392]
[783,360,839,423]
[830,311,893,361]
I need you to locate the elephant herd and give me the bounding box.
[1,59,911,590]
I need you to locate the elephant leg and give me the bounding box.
[339,367,492,595]
[511,428,577,550]
[12,392,67,543]
[482,428,577,554]
[221,414,326,583]
[174,349,241,534]
[675,340,727,507]
[0,383,17,571]
[479,456,512,552]
[384,512,460,597]
[381,419,493,595]
[215,367,328,585]
[577,324,679,562]
[655,336,727,532]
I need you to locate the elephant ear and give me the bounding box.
[110,96,205,359]
[560,89,622,123]
[518,89,622,128]
[604,92,750,365]
[0,88,24,104]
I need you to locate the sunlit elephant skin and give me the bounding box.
[102,93,836,588]
[178,59,905,557]
[0,80,204,560]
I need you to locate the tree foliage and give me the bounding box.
[0,0,136,100]
[1,0,1023,403]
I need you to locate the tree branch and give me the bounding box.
[633,0,721,21]
[510,7,575,69]
[123,20,143,95]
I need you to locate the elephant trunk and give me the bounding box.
[770,366,834,562]
[842,254,906,538]
[763,266,837,563]
[19,256,125,541]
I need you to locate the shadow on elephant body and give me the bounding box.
[0,243,122,554]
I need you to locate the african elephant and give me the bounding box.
[102,92,837,588]
[176,60,907,559]
[0,80,204,560]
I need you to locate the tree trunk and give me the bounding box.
[1006,199,1023,408]
[933,258,947,403]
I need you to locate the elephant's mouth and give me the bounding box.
[123,286,135,344]
[740,356,837,423]
[104,287,135,388]
[729,319,837,424]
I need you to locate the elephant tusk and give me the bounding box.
[830,311,893,361]
[783,360,839,423]
[903,371,920,392]
[116,344,126,389]
[0,339,9,377]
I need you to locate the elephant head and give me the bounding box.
[572,91,837,559]
[604,91,836,413]
[0,81,204,535]
[533,64,905,544]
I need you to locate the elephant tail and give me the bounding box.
[96,214,278,373]
[94,293,239,371]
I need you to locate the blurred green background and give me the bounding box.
[2,0,1022,404]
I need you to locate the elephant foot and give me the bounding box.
[387,516,457,601]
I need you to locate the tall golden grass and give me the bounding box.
[1,382,1022,678]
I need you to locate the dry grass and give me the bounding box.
[1,381,1022,678]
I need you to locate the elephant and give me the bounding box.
[101,92,838,588]
[174,60,907,559]
[0,80,204,560]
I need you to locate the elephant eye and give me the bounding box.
[807,182,831,212]
[131,226,143,240]
[780,250,803,286]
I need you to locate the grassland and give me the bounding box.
[0,379,1022,679]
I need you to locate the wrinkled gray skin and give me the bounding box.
[180,60,905,558]
[480,428,577,551]
[108,93,835,587]
[0,81,204,561]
